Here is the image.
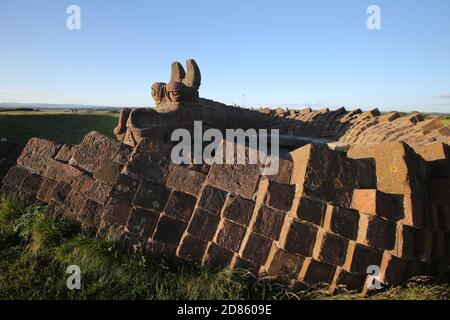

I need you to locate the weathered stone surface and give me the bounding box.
[344,242,383,274]
[280,219,318,256]
[187,208,220,242]
[216,220,246,252]
[197,185,227,214]
[110,173,140,203]
[252,205,286,240]
[70,132,121,173]
[102,198,132,226]
[94,159,122,184]
[133,181,170,212]
[2,165,29,188]
[241,233,273,266]
[54,144,73,163]
[204,243,234,269]
[222,195,255,226]
[79,200,104,229]
[323,205,359,240]
[263,180,295,211]
[357,213,396,250]
[351,189,404,221]
[87,180,112,205]
[299,258,336,287]
[43,158,82,183]
[266,248,304,280]
[152,215,187,246]
[313,230,348,266]
[126,207,159,238]
[164,191,196,221]
[295,196,326,226]
[17,138,60,174]
[166,165,206,197]
[177,235,207,264]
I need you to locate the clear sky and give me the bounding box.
[0,0,449,112]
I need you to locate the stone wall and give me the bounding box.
[1,131,448,294]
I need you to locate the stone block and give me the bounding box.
[266,248,304,280]
[126,207,159,238]
[54,144,73,163]
[17,138,60,174]
[357,213,396,250]
[102,198,132,226]
[152,215,187,246]
[252,205,286,240]
[313,230,348,266]
[110,173,140,203]
[329,267,367,294]
[263,180,295,211]
[215,220,246,252]
[177,235,208,264]
[222,195,255,226]
[87,180,112,205]
[2,165,29,188]
[62,189,88,222]
[20,173,43,195]
[133,181,170,212]
[50,181,71,203]
[197,185,227,214]
[37,178,57,203]
[166,164,207,197]
[164,191,196,221]
[294,196,326,226]
[379,252,410,286]
[79,200,104,229]
[241,232,273,266]
[343,242,383,275]
[187,208,220,242]
[204,243,234,269]
[351,189,404,221]
[280,219,318,257]
[299,258,336,287]
[43,158,82,183]
[94,159,123,184]
[323,205,359,240]
[72,174,95,194]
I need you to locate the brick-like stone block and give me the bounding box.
[204,243,234,269]
[268,158,293,184]
[177,235,208,264]
[21,173,43,195]
[391,222,416,259]
[351,189,404,221]
[94,159,122,184]
[164,191,196,221]
[197,185,227,214]
[133,181,170,212]
[357,213,396,250]
[110,174,140,203]
[295,196,326,226]
[266,248,304,280]
[50,181,71,203]
[263,180,295,211]
[17,138,60,174]
[87,180,112,205]
[125,139,172,184]
[299,258,336,287]
[152,215,187,246]
[414,142,450,178]
[216,220,246,252]
[373,141,427,196]
[62,189,88,222]
[313,231,348,266]
[379,252,410,286]
[69,132,122,174]
[72,174,95,193]
[222,195,255,226]
[146,239,177,260]
[187,208,221,241]
[2,165,29,188]
[252,205,286,240]
[43,159,82,183]
[330,267,367,293]
[79,200,104,229]
[280,219,318,257]
[37,178,57,203]
[126,207,159,238]
[166,165,206,197]
[289,143,359,208]
[323,205,359,240]
[102,198,132,226]
[343,242,383,275]
[54,144,73,163]
[241,233,273,266]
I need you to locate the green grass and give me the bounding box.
[0,111,118,147]
[0,196,448,300]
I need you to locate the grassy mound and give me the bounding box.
[0,196,448,300]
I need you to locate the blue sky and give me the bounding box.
[0,0,449,112]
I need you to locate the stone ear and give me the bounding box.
[170,62,186,82]
[182,59,201,89]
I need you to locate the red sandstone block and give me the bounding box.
[299,258,336,287]
[102,198,132,226]
[323,205,359,240]
[2,165,29,188]
[222,195,255,226]
[79,200,104,229]
[177,235,208,264]
[72,174,95,193]
[263,180,295,211]
[152,215,187,246]
[252,205,286,240]
[197,185,227,214]
[215,220,246,252]
[126,207,159,239]
[379,252,410,286]
[391,222,416,259]
[62,189,88,222]
[329,267,367,294]
[164,191,197,221]
[87,180,112,205]
[110,173,140,204]
[146,239,177,260]
[20,173,44,195]
[17,138,60,174]
[113,144,133,165]
[351,189,404,221]
[203,243,235,269]
[50,181,71,203]
[268,159,293,184]
[43,159,83,183]
[241,233,273,266]
[232,256,260,276]
[54,144,73,163]
[37,178,57,203]
[70,132,122,174]
[133,181,170,212]
[187,208,221,242]
[313,230,348,266]
[295,196,326,226]
[343,242,383,275]
[94,159,123,184]
[357,213,396,250]
[280,219,318,257]
[266,248,305,280]
[166,165,206,197]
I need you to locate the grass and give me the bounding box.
[0,195,448,300]
[0,110,118,147]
